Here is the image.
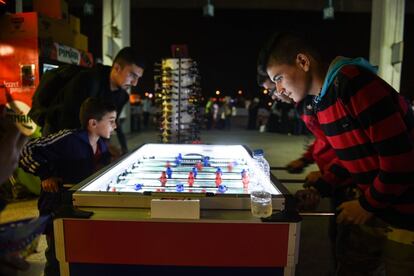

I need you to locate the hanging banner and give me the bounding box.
[40,40,93,67]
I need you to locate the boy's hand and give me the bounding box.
[336,200,373,224]
[303,171,322,188]
[286,158,306,173]
[41,177,62,193]
[295,188,320,210]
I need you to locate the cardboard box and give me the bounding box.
[38,15,88,51]
[33,0,68,21]
[0,12,38,40]
[69,15,81,33]
[61,1,69,22]
[73,33,88,51]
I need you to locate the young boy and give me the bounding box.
[19,97,117,276]
[261,32,414,275]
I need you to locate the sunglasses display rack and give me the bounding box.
[154,58,202,143]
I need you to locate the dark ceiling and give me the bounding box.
[2,0,413,98]
[65,0,414,13]
[63,0,414,98]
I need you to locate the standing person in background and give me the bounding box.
[116,105,128,154]
[142,97,151,129]
[222,96,233,130]
[212,100,219,129]
[262,31,414,275]
[204,98,214,130]
[131,98,142,132]
[247,97,260,130]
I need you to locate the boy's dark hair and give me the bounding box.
[256,70,269,87]
[260,32,321,71]
[113,47,146,69]
[79,97,117,129]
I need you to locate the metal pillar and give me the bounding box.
[15,0,23,12]
[102,0,131,133]
[369,0,405,91]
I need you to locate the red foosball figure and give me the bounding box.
[188,171,195,187]
[159,171,167,186]
[242,171,250,189]
[215,172,222,187]
[227,162,233,172]
[196,161,203,171]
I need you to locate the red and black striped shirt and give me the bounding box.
[316,65,414,230]
[297,96,354,197]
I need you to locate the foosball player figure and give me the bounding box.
[159,171,167,186]
[187,171,195,187]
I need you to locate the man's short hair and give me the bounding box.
[113,47,146,69]
[260,32,321,70]
[79,97,117,129]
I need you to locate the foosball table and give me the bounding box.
[54,144,301,276]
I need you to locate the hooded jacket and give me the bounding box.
[314,57,414,230]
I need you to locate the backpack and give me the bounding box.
[29,64,86,127]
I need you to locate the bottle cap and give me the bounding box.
[253,149,264,156]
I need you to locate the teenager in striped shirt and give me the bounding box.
[256,72,353,209]
[261,32,414,275]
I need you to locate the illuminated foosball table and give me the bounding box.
[54,144,301,276]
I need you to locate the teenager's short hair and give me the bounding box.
[261,32,321,69]
[113,47,146,69]
[79,97,117,129]
[256,70,269,87]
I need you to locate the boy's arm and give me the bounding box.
[310,158,354,197]
[301,142,315,163]
[41,177,62,193]
[19,130,73,181]
[286,143,314,173]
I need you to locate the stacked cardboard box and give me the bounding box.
[33,0,68,21]
[33,0,88,51]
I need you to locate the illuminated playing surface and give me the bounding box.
[79,144,280,195]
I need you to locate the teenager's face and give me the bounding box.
[113,63,144,90]
[94,111,117,139]
[266,54,311,103]
[262,79,292,103]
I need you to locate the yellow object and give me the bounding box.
[387,227,414,246]
[69,15,81,33]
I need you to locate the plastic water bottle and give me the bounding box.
[253,149,270,178]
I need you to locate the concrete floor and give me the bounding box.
[2,127,335,276]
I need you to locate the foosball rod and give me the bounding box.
[299,212,335,216]
[278,179,306,184]
[270,166,287,170]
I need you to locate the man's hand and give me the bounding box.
[336,200,374,224]
[295,188,321,211]
[286,158,306,173]
[108,144,122,161]
[303,170,322,188]
[41,177,61,193]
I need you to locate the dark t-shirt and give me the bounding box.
[46,64,128,133]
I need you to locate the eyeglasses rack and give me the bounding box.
[154,58,202,143]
